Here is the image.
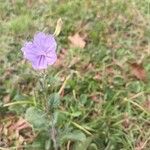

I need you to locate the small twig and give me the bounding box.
[140,136,150,149]
[67,140,71,150]
[3,101,34,107]
[0,148,8,150]
[129,92,144,100]
[58,74,72,95]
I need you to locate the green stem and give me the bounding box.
[39,73,48,112]
[39,72,58,150]
[51,113,58,150]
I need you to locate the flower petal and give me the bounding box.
[24,53,38,62]
[33,32,57,52]
[33,32,46,46]
[21,41,42,57]
[44,35,57,52]
[32,55,47,70]
[46,52,57,65]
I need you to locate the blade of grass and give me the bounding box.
[71,121,92,136]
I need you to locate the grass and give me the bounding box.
[0,0,150,150]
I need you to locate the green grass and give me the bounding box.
[0,0,150,150]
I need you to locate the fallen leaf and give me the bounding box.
[9,117,33,141]
[68,33,86,48]
[0,115,35,148]
[130,63,146,81]
[9,118,32,132]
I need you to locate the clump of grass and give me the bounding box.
[8,15,32,34]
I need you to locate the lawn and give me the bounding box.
[0,0,150,150]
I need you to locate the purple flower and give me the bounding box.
[21,32,57,70]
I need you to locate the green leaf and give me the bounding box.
[70,111,82,117]
[61,130,86,143]
[88,143,98,150]
[73,137,92,150]
[28,131,50,150]
[48,93,60,109]
[25,107,48,130]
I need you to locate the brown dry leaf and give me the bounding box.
[9,118,32,132]
[0,116,35,148]
[9,117,32,140]
[68,33,86,48]
[130,63,146,81]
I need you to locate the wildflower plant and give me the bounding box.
[21,19,63,150]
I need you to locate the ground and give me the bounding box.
[0,0,150,150]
